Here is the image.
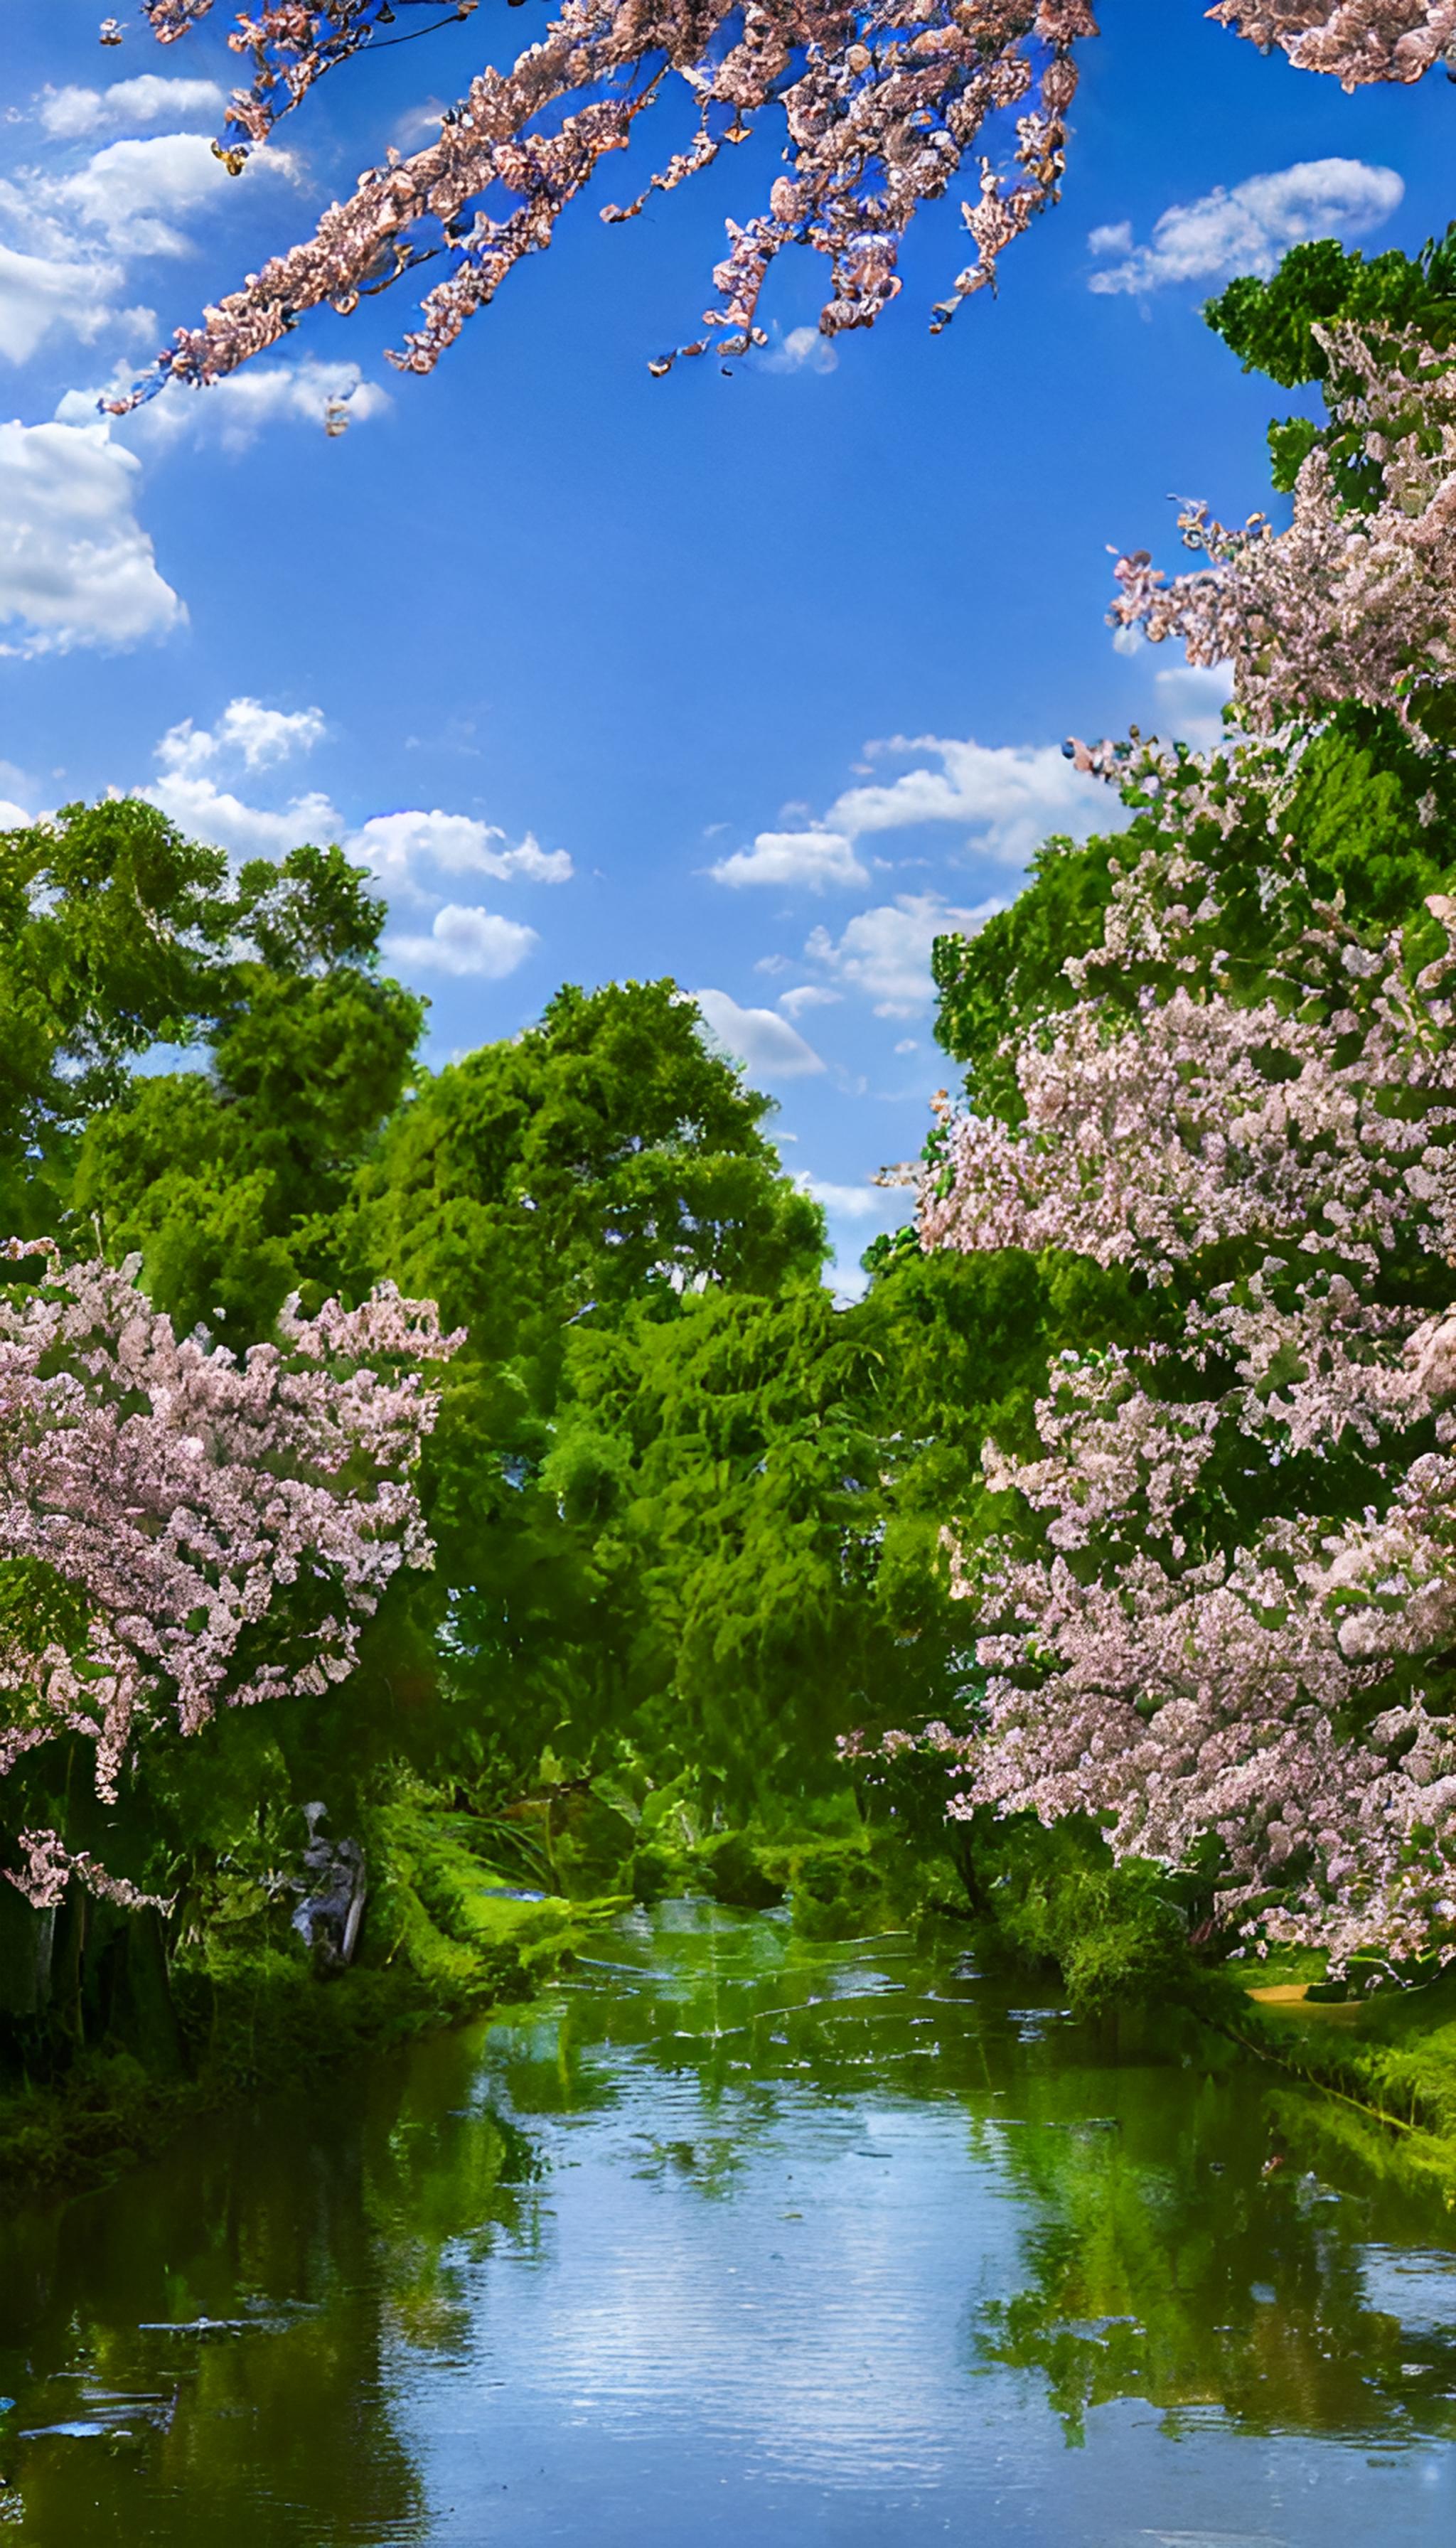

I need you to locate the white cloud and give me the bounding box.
[711,828,867,892]
[137,707,568,931]
[58,357,389,451]
[0,798,30,830]
[823,737,1114,866]
[1089,158,1402,296]
[693,988,826,1080]
[0,242,133,364]
[0,418,182,655]
[894,1037,919,1054]
[347,808,572,898]
[0,122,292,375]
[144,771,342,857]
[1152,661,1236,749]
[143,695,337,849]
[50,132,293,258]
[157,696,326,777]
[805,892,1002,1017]
[386,904,539,979]
[759,323,837,375]
[84,357,387,451]
[777,983,843,1019]
[39,77,227,140]
[794,1174,894,1222]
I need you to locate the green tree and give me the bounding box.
[75,844,423,1339]
[0,798,232,1241]
[1204,225,1456,501]
[344,980,828,1790]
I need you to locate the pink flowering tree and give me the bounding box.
[0,1242,460,1912]
[877,714,1456,1971]
[837,233,1456,1981]
[100,0,1452,400]
[1110,316,1456,745]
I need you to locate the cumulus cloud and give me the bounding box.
[824,737,1114,865]
[0,418,182,655]
[0,120,291,373]
[158,697,326,777]
[693,989,826,1080]
[142,695,339,847]
[805,891,1001,1017]
[0,242,139,364]
[48,131,293,258]
[348,808,572,898]
[137,705,569,955]
[0,798,30,830]
[385,904,539,979]
[759,323,837,375]
[711,828,868,892]
[793,1174,895,1222]
[714,742,1107,886]
[61,356,390,452]
[777,983,843,1019]
[1088,158,1402,296]
[39,77,228,140]
[146,771,343,857]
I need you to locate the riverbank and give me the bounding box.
[7,1792,1456,2203]
[0,1800,613,2195]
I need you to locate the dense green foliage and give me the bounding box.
[1204,225,1456,500]
[337,978,829,1792]
[931,704,1456,1116]
[73,842,422,1339]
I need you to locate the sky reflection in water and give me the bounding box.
[1,1901,1454,2544]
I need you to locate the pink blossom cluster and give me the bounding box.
[1110,324,1456,737]
[112,0,1452,392]
[112,0,1092,396]
[0,1246,461,1909]
[901,788,1456,1961]
[1207,0,1456,86]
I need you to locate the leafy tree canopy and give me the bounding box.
[0,798,230,1239]
[74,842,424,1341]
[1204,226,1456,501]
[345,980,828,1791]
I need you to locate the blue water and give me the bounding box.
[1,1902,1453,2544]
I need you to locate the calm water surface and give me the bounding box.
[2,1902,1455,2545]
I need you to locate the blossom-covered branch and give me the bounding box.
[0,1244,461,1907]
[1208,0,1456,87]
[112,0,1091,398]
[110,0,1454,395]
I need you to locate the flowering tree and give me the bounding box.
[883,716,1456,1969]
[0,1243,459,1910]
[1110,317,1456,744]
[105,0,1452,400]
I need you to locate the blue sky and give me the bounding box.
[2,2,1452,1288]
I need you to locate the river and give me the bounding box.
[1,1901,1454,2544]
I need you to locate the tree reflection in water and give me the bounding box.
[0,1906,1452,2544]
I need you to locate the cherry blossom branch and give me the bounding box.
[1206,0,1456,87]
[105,2,1093,397]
